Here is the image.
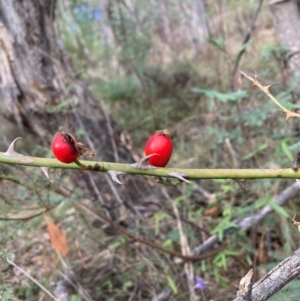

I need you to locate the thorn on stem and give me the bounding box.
[1,137,23,157]
[108,170,125,185]
[168,172,191,184]
[130,154,158,170]
[235,179,248,190]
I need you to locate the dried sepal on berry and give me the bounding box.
[51,132,95,164]
[60,132,95,158]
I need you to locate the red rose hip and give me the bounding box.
[144,129,173,167]
[51,132,79,163]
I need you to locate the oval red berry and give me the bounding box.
[51,132,79,164]
[144,130,173,167]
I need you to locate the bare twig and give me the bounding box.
[78,203,223,261]
[235,269,253,301]
[166,189,196,301]
[56,270,94,301]
[6,257,58,301]
[230,0,264,90]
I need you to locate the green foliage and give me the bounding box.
[205,37,225,52]
[166,275,178,294]
[71,295,83,301]
[153,211,171,236]
[211,216,238,241]
[101,75,139,103]
[192,88,248,103]
[0,285,16,301]
[269,201,289,218]
[213,249,239,270]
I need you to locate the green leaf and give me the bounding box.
[153,212,171,236]
[242,143,268,160]
[166,275,178,294]
[123,281,133,288]
[269,202,289,218]
[109,236,126,249]
[46,98,73,113]
[205,37,225,52]
[212,266,229,289]
[166,228,180,242]
[281,140,293,161]
[191,88,248,102]
[211,217,238,241]
[174,195,187,205]
[237,40,252,54]
[163,238,172,247]
[213,249,239,269]
[71,295,83,301]
[255,196,271,209]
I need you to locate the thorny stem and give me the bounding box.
[1,153,300,180]
[239,70,300,119]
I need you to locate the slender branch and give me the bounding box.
[6,258,58,301]
[78,204,223,261]
[1,154,300,180]
[230,0,264,90]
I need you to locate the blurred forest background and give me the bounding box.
[1,0,300,300]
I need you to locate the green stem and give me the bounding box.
[1,154,300,180]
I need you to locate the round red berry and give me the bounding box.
[51,132,79,164]
[144,129,173,167]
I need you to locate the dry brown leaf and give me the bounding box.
[257,231,269,264]
[46,220,69,254]
[204,206,219,216]
[238,75,243,84]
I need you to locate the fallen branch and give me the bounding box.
[234,248,300,301]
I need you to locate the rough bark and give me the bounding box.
[99,0,115,48]
[269,0,300,77]
[233,249,300,301]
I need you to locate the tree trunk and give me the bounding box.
[269,0,300,77]
[99,0,115,49]
[0,0,167,218]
